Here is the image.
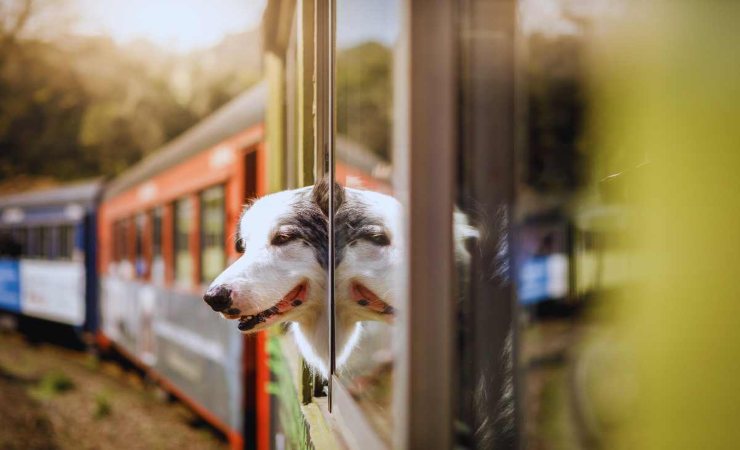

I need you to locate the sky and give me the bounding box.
[73,0,266,52]
[336,0,399,49]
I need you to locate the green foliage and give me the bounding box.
[0,23,260,183]
[94,391,112,419]
[30,369,75,399]
[336,42,392,162]
[266,336,314,450]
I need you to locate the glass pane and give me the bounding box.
[150,207,164,284]
[174,197,193,287]
[453,1,518,448]
[58,225,73,260]
[335,0,399,442]
[135,213,148,278]
[40,226,52,259]
[200,185,225,283]
[12,228,26,256]
[27,227,37,257]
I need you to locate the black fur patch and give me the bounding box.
[335,191,388,265]
[278,191,330,267]
[311,178,345,216]
[236,182,384,268]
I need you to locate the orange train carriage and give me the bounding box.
[96,82,269,450]
[94,80,389,450]
[0,78,391,450]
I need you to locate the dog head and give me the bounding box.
[203,181,402,376]
[203,185,328,333]
[335,188,403,323]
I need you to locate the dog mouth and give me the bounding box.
[236,282,307,332]
[351,282,395,319]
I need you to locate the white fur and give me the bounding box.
[206,186,403,378]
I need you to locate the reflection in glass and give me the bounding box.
[335,0,398,442]
[454,1,518,448]
[150,207,164,284]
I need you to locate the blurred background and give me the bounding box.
[0,0,263,190]
[0,1,265,449]
[1,0,739,449]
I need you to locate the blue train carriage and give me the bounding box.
[0,180,103,334]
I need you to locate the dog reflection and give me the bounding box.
[203,181,401,377]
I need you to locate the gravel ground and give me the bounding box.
[0,327,228,450]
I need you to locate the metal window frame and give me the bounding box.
[315,0,336,407]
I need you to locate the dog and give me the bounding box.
[202,181,401,377]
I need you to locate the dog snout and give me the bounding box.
[203,285,233,312]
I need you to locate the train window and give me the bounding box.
[0,229,22,257]
[27,227,39,257]
[150,207,164,284]
[113,220,126,262]
[40,226,53,259]
[334,0,398,442]
[135,213,148,279]
[199,185,225,284]
[173,197,194,288]
[58,225,74,260]
[11,228,26,256]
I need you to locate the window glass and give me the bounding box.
[58,225,74,260]
[453,1,519,448]
[200,186,225,284]
[150,207,164,284]
[27,227,40,257]
[13,228,27,256]
[335,0,398,442]
[0,229,22,257]
[40,226,53,259]
[135,213,148,279]
[174,197,193,287]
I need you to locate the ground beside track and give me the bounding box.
[0,328,228,450]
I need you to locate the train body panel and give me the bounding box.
[96,82,267,445]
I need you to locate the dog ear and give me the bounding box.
[311,178,345,216]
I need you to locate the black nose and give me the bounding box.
[203,286,232,312]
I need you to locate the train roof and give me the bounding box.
[0,179,103,226]
[103,81,267,200]
[0,179,103,210]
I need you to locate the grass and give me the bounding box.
[93,391,113,419]
[29,370,76,400]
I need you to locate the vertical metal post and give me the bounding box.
[315,0,335,410]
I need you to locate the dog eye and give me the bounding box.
[271,231,297,246]
[364,232,390,246]
[235,238,245,253]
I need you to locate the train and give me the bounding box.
[0,80,390,450]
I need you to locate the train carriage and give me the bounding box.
[0,180,102,333]
[97,82,269,449]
